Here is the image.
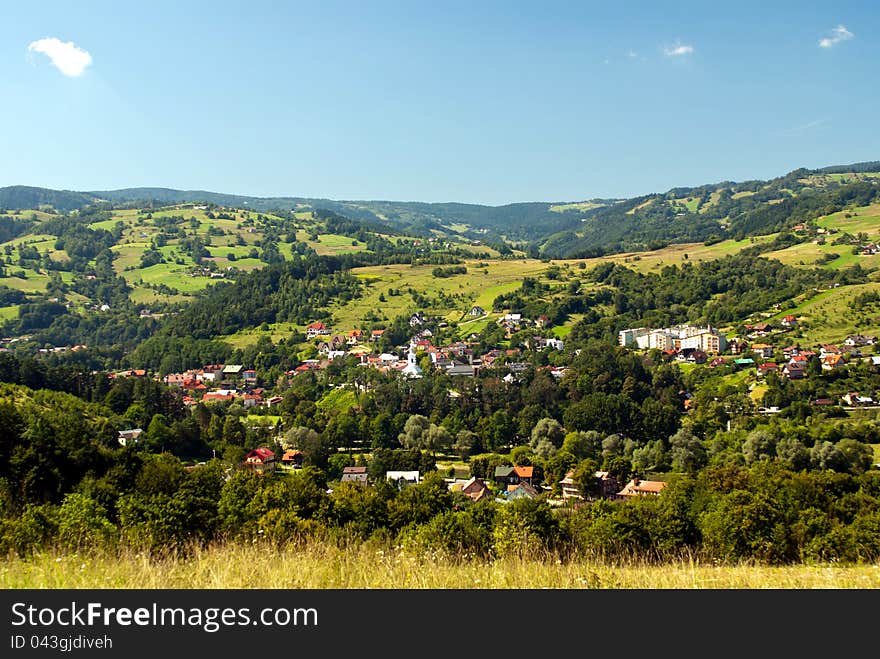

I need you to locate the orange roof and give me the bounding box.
[618,478,667,496]
[513,465,534,479]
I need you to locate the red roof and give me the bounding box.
[247,447,276,463]
[202,392,234,401]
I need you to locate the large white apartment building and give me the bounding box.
[619,325,727,354]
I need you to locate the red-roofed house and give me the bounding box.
[757,362,779,377]
[306,322,331,338]
[244,447,276,474]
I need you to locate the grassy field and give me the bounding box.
[778,281,880,345]
[576,235,775,275]
[316,387,358,414]
[549,201,606,213]
[3,543,879,589]
[0,305,18,322]
[758,203,880,271]
[760,241,872,269]
[332,259,553,329]
[815,203,880,235]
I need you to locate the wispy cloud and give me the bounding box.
[27,37,92,76]
[819,25,854,48]
[777,118,827,137]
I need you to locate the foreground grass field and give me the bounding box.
[3,543,880,589]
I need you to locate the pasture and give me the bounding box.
[4,543,879,589]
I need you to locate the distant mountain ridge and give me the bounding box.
[2,160,878,251]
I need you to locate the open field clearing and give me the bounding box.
[1,270,52,294]
[335,259,553,329]
[815,203,880,235]
[3,544,879,589]
[223,321,301,349]
[761,242,872,269]
[0,233,58,251]
[549,201,606,213]
[294,230,368,256]
[565,235,776,275]
[782,281,880,345]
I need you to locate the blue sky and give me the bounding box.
[2,1,878,205]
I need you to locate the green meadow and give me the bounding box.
[577,235,775,275]
[549,201,605,213]
[815,203,880,235]
[779,281,880,346]
[4,543,879,589]
[334,259,554,329]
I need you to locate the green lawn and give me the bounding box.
[578,235,775,275]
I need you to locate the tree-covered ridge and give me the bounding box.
[486,247,865,346]
[0,186,99,213]
[160,255,363,340]
[541,171,880,258]
[2,159,874,250]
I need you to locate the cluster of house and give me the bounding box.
[490,311,554,337]
[620,321,877,378]
[338,462,668,506]
[298,316,568,382]
[155,364,283,409]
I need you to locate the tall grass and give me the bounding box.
[3,541,879,589]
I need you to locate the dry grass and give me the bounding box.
[3,543,879,589]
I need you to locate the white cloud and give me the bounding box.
[819,25,854,48]
[627,50,638,59]
[27,37,92,76]
[664,42,694,57]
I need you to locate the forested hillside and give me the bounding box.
[1,161,879,570]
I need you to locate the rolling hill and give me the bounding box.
[3,160,879,254]
[0,159,878,361]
